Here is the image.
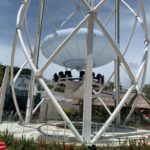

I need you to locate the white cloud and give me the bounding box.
[0,45,26,66]
[0,45,11,65]
[128,62,139,70]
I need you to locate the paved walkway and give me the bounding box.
[0,121,150,145]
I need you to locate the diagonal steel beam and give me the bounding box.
[39,14,90,74]
[95,17,135,83]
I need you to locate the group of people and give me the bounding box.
[53,70,104,84]
[53,71,72,82]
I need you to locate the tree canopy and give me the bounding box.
[0,64,5,86]
[0,64,31,87]
[143,84,150,100]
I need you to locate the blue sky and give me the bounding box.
[0,0,150,87]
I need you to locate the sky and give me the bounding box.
[0,0,150,87]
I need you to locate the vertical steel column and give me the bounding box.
[115,0,120,125]
[25,0,45,123]
[82,0,94,142]
[0,66,10,122]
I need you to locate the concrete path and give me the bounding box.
[0,121,150,146]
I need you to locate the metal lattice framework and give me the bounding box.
[10,0,149,143]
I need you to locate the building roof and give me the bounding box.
[73,91,150,109]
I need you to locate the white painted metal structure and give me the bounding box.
[0,66,10,122]
[10,0,149,144]
[41,28,116,70]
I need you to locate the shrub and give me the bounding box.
[1,130,150,149]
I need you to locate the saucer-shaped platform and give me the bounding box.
[41,28,116,70]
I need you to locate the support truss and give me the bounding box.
[10,0,149,144]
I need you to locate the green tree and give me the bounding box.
[0,64,5,86]
[143,84,150,100]
[104,81,123,92]
[104,82,115,91]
